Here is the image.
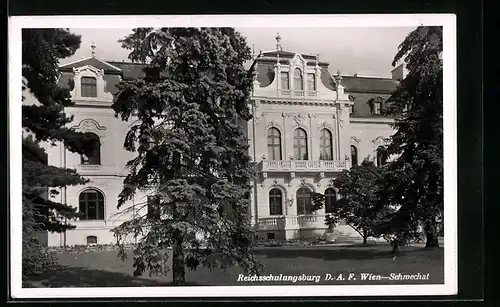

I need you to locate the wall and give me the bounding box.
[349,119,395,164]
[249,103,341,162]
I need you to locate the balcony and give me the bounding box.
[258,160,348,173]
[257,215,327,231]
[279,90,317,99]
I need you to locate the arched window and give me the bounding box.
[293,68,303,90]
[81,76,97,97]
[293,128,308,160]
[319,129,333,160]
[280,72,289,90]
[376,146,388,166]
[269,188,283,215]
[325,188,337,214]
[267,128,282,160]
[307,73,316,91]
[81,133,101,165]
[297,187,312,215]
[79,189,105,220]
[350,145,358,167]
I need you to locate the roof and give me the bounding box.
[253,49,338,90]
[59,57,122,73]
[59,57,147,81]
[341,76,398,94]
[106,61,146,80]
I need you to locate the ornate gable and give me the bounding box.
[70,64,114,104]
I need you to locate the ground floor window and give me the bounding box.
[325,188,337,213]
[296,187,312,215]
[269,188,283,215]
[79,189,105,220]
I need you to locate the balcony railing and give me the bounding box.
[279,90,317,98]
[259,160,348,172]
[80,164,101,171]
[257,215,327,230]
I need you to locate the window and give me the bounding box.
[267,128,282,160]
[147,195,161,220]
[81,76,97,97]
[280,72,289,90]
[81,133,101,165]
[296,187,312,215]
[325,188,337,214]
[350,145,358,167]
[86,236,97,245]
[293,128,308,160]
[293,68,303,90]
[319,129,333,160]
[307,73,316,91]
[269,188,283,215]
[373,101,381,115]
[376,146,388,166]
[79,189,105,220]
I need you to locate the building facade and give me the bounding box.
[43,40,401,246]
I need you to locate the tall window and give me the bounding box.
[376,146,388,166]
[269,188,283,215]
[325,188,337,214]
[81,77,97,97]
[267,128,282,160]
[307,73,316,91]
[79,189,105,220]
[280,72,289,90]
[81,133,101,165]
[293,128,308,160]
[319,129,333,160]
[350,145,358,167]
[296,187,312,215]
[293,68,303,90]
[372,101,381,115]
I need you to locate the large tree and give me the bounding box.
[22,29,93,275]
[379,26,443,248]
[332,159,393,244]
[111,28,261,285]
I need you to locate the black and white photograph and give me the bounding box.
[9,14,457,298]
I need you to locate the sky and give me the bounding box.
[62,27,416,78]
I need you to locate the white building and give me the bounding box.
[43,39,401,246]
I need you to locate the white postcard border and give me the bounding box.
[9,14,457,298]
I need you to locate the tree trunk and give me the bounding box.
[363,234,368,245]
[425,231,439,248]
[172,236,185,285]
[391,239,400,254]
[424,220,440,248]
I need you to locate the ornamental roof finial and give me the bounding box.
[275,33,282,51]
[91,41,96,58]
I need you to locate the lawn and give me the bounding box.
[25,244,444,287]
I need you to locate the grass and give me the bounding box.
[25,244,444,287]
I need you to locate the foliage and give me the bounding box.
[22,29,92,276]
[111,27,261,285]
[379,26,444,248]
[332,159,394,244]
[310,192,342,228]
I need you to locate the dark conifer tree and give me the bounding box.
[112,28,261,285]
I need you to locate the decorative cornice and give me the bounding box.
[351,136,362,144]
[254,98,336,106]
[319,121,333,130]
[71,118,107,131]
